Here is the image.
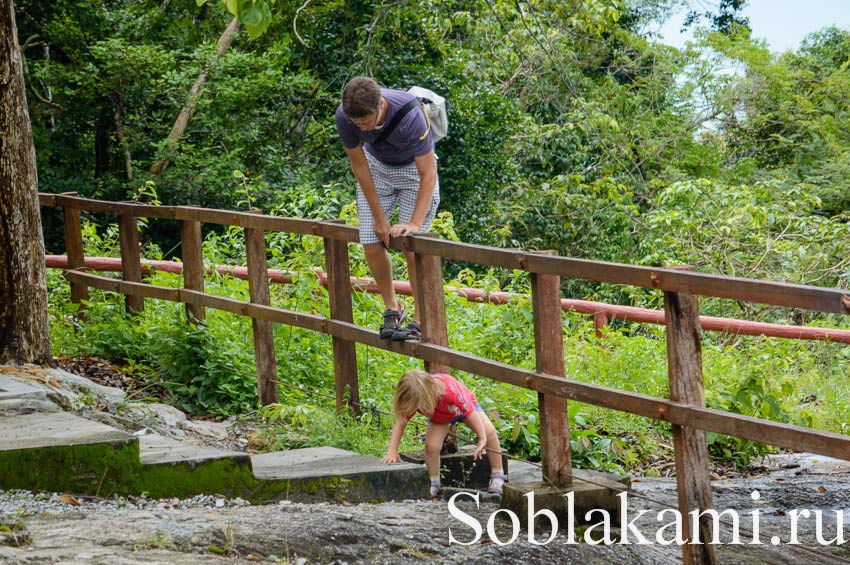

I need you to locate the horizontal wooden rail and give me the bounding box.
[38,193,359,242]
[66,269,850,462]
[40,193,850,314]
[46,255,850,345]
[406,237,850,315]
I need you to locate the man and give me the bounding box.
[335,76,439,341]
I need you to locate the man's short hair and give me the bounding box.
[342,76,381,119]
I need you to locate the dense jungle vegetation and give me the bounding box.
[22,0,850,471]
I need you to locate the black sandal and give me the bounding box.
[380,309,406,340]
[391,321,421,342]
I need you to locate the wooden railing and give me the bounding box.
[40,192,850,564]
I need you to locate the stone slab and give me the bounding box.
[252,446,421,480]
[0,411,134,452]
[400,445,510,489]
[0,376,47,402]
[508,460,632,489]
[502,475,627,530]
[250,446,429,503]
[138,433,250,467]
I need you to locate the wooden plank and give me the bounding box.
[525,254,850,314]
[405,236,522,270]
[323,225,360,416]
[531,252,571,487]
[61,270,850,462]
[180,219,205,322]
[318,222,360,243]
[62,205,88,305]
[245,227,279,405]
[38,193,58,206]
[665,287,716,564]
[118,214,144,314]
[47,194,360,239]
[413,234,450,375]
[408,236,850,314]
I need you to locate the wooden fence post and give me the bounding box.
[180,219,205,323]
[62,196,88,306]
[412,233,450,375]
[664,283,717,565]
[531,251,572,487]
[245,226,279,406]
[118,213,144,314]
[323,222,359,416]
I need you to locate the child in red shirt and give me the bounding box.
[381,369,506,496]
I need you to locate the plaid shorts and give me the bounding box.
[356,151,440,245]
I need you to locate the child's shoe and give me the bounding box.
[488,471,507,494]
[429,478,441,497]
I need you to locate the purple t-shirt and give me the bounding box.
[336,88,434,165]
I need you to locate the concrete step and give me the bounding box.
[252,446,428,502]
[0,412,140,495]
[0,408,632,508]
[0,411,134,451]
[508,459,632,489]
[0,411,429,503]
[139,433,250,467]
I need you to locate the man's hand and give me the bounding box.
[390,222,421,238]
[373,215,391,247]
[381,449,401,464]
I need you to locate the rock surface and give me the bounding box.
[3,468,850,564]
[2,364,850,563]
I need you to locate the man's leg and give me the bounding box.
[354,154,404,339]
[396,155,440,333]
[364,242,407,340]
[364,243,398,311]
[403,250,419,324]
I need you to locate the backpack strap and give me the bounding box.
[373,98,420,145]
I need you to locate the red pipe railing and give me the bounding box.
[45,255,850,345]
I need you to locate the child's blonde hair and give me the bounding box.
[393,369,442,419]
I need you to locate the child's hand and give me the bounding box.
[473,438,487,460]
[381,449,400,464]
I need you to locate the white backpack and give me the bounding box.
[408,86,448,142]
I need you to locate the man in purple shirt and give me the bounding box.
[335,76,440,341]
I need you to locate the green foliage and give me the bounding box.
[641,179,850,292]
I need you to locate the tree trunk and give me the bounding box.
[0,0,53,365]
[95,97,112,176]
[150,16,240,176]
[114,95,133,181]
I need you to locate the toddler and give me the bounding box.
[380,369,507,496]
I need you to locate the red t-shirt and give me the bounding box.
[412,373,477,424]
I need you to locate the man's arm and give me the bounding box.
[345,146,391,246]
[389,150,437,237]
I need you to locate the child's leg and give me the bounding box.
[462,410,503,472]
[424,422,452,477]
[463,410,507,494]
[424,422,451,495]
